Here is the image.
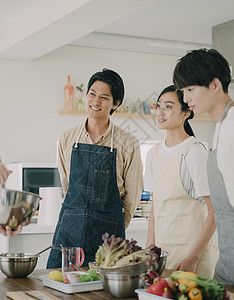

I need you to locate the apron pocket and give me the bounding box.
[54,208,85,248]
[92,169,110,202]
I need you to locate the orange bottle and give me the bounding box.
[64,75,74,111]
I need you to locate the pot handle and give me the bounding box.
[34,245,52,256]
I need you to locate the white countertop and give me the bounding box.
[20,224,56,234]
[19,217,148,235]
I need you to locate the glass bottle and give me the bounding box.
[64,75,74,111]
[75,84,84,111]
[135,98,144,114]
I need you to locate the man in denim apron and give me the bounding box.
[173,48,234,284]
[47,69,143,267]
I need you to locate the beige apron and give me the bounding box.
[152,141,218,278]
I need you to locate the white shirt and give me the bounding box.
[212,106,234,208]
[144,137,210,200]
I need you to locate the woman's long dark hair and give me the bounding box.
[157,85,195,137]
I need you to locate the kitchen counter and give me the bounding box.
[1,269,234,300]
[0,269,138,300]
[19,216,148,235]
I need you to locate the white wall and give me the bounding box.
[0,45,215,165]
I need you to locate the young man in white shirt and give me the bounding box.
[173,48,234,285]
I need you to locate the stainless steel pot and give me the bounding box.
[0,246,51,278]
[0,253,38,278]
[97,261,149,275]
[102,273,145,298]
[0,185,41,229]
[96,251,168,298]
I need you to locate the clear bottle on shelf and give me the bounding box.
[75,84,84,111]
[123,97,132,113]
[135,98,144,114]
[64,75,74,111]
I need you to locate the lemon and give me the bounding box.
[47,270,63,282]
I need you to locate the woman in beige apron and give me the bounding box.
[145,85,218,278]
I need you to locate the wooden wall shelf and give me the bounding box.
[58,110,215,122]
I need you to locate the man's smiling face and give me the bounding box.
[86,80,118,120]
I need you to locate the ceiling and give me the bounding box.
[0,0,234,61]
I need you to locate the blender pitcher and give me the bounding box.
[61,246,85,272]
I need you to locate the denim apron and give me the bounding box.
[207,99,234,285]
[47,124,125,268]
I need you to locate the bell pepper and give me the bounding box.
[188,287,202,300]
[178,294,188,300]
[170,271,225,300]
[177,272,198,293]
[161,287,173,299]
[146,277,171,296]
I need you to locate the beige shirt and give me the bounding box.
[58,118,143,228]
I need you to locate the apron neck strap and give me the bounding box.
[74,123,114,152]
[216,99,233,146]
[221,99,233,122]
[74,125,84,148]
[110,123,114,152]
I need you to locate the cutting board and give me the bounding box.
[6,290,61,300]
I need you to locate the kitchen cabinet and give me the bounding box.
[0,218,149,269]
[59,110,215,121]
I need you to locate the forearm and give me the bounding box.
[188,196,216,261]
[123,196,140,229]
[57,140,69,194]
[123,175,143,229]
[146,204,155,247]
[123,179,143,228]
[0,161,12,184]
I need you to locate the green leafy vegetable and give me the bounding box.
[95,233,161,267]
[79,269,100,282]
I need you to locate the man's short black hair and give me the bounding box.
[87,68,125,115]
[173,48,231,93]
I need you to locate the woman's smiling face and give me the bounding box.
[156,91,188,130]
[86,81,119,120]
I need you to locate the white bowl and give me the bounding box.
[135,289,168,299]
